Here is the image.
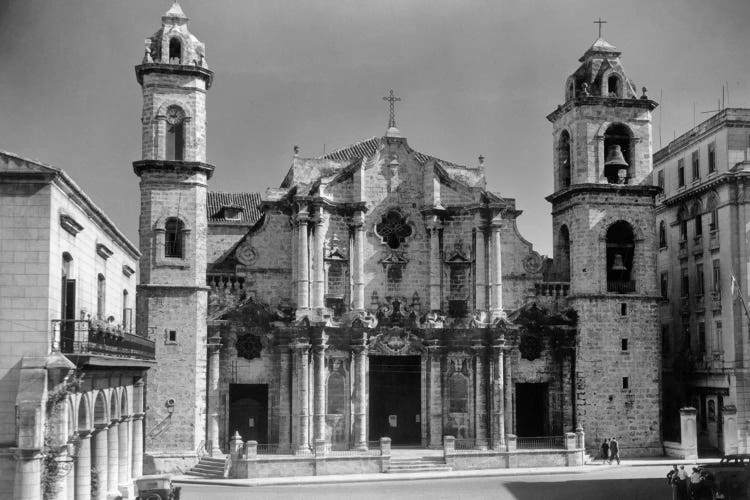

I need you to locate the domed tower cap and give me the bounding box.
[163,2,188,24]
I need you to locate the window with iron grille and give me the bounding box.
[165,218,185,258]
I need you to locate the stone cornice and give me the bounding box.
[661,170,750,207]
[547,96,658,122]
[546,183,661,204]
[135,63,214,89]
[133,159,215,180]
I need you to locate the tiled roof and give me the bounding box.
[207,192,262,225]
[320,136,463,168]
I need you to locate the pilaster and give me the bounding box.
[291,340,311,453]
[351,332,368,450]
[312,332,328,443]
[350,212,365,311]
[489,220,504,320]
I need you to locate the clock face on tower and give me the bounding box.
[166,105,185,126]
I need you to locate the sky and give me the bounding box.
[1,0,749,256]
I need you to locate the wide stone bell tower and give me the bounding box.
[133,2,214,471]
[546,36,662,454]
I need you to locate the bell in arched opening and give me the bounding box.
[611,253,627,272]
[604,145,629,184]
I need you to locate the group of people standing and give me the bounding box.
[599,438,620,465]
[667,465,717,500]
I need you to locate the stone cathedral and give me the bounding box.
[135,4,663,473]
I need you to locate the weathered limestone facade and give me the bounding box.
[546,38,662,454]
[132,5,666,475]
[654,108,750,453]
[0,150,152,500]
[133,3,213,473]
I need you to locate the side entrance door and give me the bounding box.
[228,384,268,445]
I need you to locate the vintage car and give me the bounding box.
[697,454,750,499]
[134,475,182,500]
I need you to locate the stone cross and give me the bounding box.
[382,89,402,128]
[593,17,607,38]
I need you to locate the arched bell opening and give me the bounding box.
[606,221,635,293]
[603,124,633,184]
[558,130,572,189]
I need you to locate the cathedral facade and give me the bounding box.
[134,4,663,474]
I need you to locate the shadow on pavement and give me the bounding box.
[503,477,666,500]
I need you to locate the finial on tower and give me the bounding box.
[382,89,402,129]
[593,17,607,38]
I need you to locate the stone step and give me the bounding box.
[200,457,226,464]
[183,470,223,478]
[388,465,452,473]
[192,464,224,473]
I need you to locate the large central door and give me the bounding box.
[228,384,268,444]
[515,383,549,437]
[369,355,421,445]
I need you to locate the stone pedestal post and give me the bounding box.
[351,212,365,311]
[131,413,144,479]
[313,333,328,443]
[428,220,442,311]
[292,341,311,453]
[490,337,505,451]
[351,333,368,450]
[106,420,119,496]
[474,220,487,312]
[722,405,738,455]
[506,433,517,452]
[503,349,513,436]
[13,450,42,500]
[679,407,698,460]
[91,424,108,500]
[117,416,130,490]
[229,431,243,462]
[296,213,310,311]
[312,211,326,312]
[575,424,585,449]
[207,335,222,455]
[489,221,504,320]
[75,432,92,500]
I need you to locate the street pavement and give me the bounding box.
[177,464,672,500]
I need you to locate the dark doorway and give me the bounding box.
[369,355,421,445]
[228,384,268,444]
[515,383,549,437]
[61,279,76,352]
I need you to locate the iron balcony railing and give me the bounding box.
[52,319,155,360]
[515,436,565,450]
[607,280,636,293]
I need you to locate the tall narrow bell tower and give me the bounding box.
[134,2,214,470]
[546,36,662,454]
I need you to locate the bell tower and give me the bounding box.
[546,35,662,454]
[133,2,214,470]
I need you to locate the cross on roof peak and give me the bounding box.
[594,17,607,38]
[382,89,402,129]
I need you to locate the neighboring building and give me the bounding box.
[0,149,154,500]
[655,108,750,453]
[133,3,664,475]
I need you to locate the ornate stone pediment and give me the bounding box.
[369,330,424,356]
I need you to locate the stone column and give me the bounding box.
[503,349,513,436]
[426,340,443,448]
[679,407,698,460]
[66,442,75,500]
[313,333,328,443]
[474,221,487,313]
[91,424,108,500]
[75,432,92,500]
[428,219,442,311]
[117,416,130,489]
[351,212,365,311]
[131,413,144,479]
[292,341,311,453]
[491,337,505,450]
[351,332,368,450]
[277,346,292,450]
[106,419,119,496]
[207,334,222,455]
[489,221,504,320]
[312,211,326,312]
[473,343,487,449]
[296,212,310,311]
[13,450,42,500]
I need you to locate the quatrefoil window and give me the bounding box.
[375,210,413,249]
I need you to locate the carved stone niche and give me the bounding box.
[369,330,424,356]
[444,239,472,317]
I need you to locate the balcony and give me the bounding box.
[694,294,705,313]
[709,230,720,251]
[680,297,690,315]
[678,240,688,260]
[535,282,570,297]
[693,235,703,257]
[607,280,636,294]
[711,291,722,311]
[52,319,155,364]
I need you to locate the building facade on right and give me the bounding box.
[655,108,750,453]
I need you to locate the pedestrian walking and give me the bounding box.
[599,438,609,464]
[678,466,690,499]
[689,467,701,499]
[608,437,620,465]
[667,465,680,500]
